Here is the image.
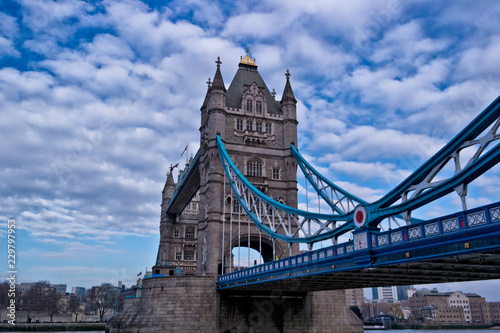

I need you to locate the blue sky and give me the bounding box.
[1,0,500,300]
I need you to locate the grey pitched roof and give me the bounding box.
[226,63,281,114]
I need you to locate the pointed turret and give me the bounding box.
[281,69,297,104]
[280,69,298,148]
[166,170,175,187]
[162,170,176,210]
[211,57,226,92]
[202,57,227,143]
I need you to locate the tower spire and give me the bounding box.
[211,57,226,92]
[281,69,297,104]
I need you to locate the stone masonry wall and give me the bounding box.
[219,290,363,333]
[109,276,219,333]
[305,291,363,333]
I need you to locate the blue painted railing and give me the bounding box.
[218,201,500,284]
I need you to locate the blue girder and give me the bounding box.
[365,95,500,226]
[291,144,425,224]
[291,144,367,214]
[217,135,354,243]
[217,95,500,243]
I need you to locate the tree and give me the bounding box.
[67,294,83,322]
[388,303,404,321]
[86,283,118,322]
[350,305,363,320]
[22,281,61,322]
[44,288,60,323]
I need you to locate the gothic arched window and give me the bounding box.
[272,167,280,180]
[185,227,195,239]
[256,101,262,113]
[246,99,253,112]
[236,119,243,130]
[184,250,194,260]
[266,123,272,134]
[256,121,262,132]
[247,159,262,177]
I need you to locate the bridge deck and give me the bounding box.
[218,202,500,292]
[166,150,200,215]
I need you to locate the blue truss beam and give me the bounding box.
[366,95,500,225]
[217,135,354,243]
[292,144,425,224]
[216,95,500,243]
[376,95,500,209]
[291,144,367,213]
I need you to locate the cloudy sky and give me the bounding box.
[1,0,500,299]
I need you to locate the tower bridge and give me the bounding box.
[109,50,500,333]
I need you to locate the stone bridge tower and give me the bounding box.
[198,51,300,276]
[153,50,300,277]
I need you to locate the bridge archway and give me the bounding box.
[222,234,285,272]
[231,247,263,268]
[233,234,280,263]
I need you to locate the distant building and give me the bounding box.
[72,286,86,302]
[420,305,437,322]
[447,291,471,323]
[396,285,413,301]
[410,290,471,324]
[490,302,500,324]
[18,282,36,295]
[52,284,67,294]
[372,286,398,301]
[345,288,364,307]
[361,299,404,321]
[407,286,417,299]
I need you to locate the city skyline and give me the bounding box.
[1,0,500,295]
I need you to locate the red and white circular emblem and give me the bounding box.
[353,206,367,228]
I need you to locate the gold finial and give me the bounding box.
[240,47,256,66]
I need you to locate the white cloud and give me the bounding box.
[328,160,412,183]
[0,37,20,58]
[456,34,500,79]
[0,12,19,39]
[311,125,445,164]
[371,20,449,65]
[348,58,452,112]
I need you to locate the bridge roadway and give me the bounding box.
[218,202,500,293]
[165,150,200,215]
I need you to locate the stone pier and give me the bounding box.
[109,276,362,333]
